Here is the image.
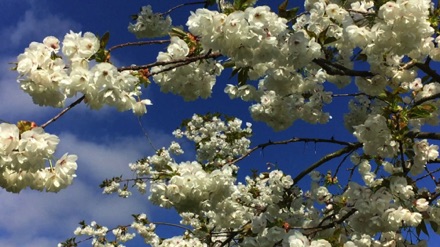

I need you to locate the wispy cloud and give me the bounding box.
[0,2,80,122]
[0,130,176,246]
[0,56,59,122]
[0,9,80,53]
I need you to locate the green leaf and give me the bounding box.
[278,1,299,21]
[93,49,110,63]
[9,62,17,71]
[100,32,110,48]
[169,27,187,39]
[421,74,432,84]
[229,67,241,79]
[204,0,216,8]
[229,66,251,86]
[355,53,368,61]
[278,0,288,16]
[323,36,337,45]
[222,60,236,68]
[233,0,256,10]
[430,220,439,233]
[237,67,249,86]
[416,220,429,237]
[408,104,438,119]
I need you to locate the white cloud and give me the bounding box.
[0,130,175,247]
[0,56,59,122]
[0,2,81,121]
[0,9,80,52]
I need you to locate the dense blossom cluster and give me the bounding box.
[6,0,440,246]
[172,114,252,163]
[188,6,331,130]
[16,31,151,115]
[128,5,172,39]
[187,6,288,69]
[151,37,223,101]
[0,123,77,192]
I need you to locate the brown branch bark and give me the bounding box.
[108,40,170,53]
[229,137,356,165]
[415,62,440,83]
[304,208,357,236]
[293,143,363,184]
[406,131,440,140]
[313,58,374,77]
[40,95,85,129]
[118,52,222,72]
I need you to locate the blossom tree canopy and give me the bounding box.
[3,0,440,246]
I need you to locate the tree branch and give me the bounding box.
[118,52,221,72]
[313,58,374,77]
[415,62,440,83]
[413,92,440,106]
[108,40,170,53]
[161,1,207,16]
[293,143,363,184]
[304,208,357,236]
[229,137,356,165]
[406,131,440,140]
[40,96,85,129]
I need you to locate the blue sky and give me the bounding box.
[0,0,439,246]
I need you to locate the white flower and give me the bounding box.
[310,239,331,247]
[152,37,223,101]
[54,153,78,181]
[128,5,172,38]
[0,123,19,156]
[62,31,99,59]
[132,99,152,116]
[78,32,100,58]
[283,231,309,247]
[43,36,60,53]
[44,168,67,192]
[415,198,429,212]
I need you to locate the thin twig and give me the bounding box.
[304,208,357,236]
[153,222,193,232]
[161,1,207,16]
[413,92,440,106]
[118,52,221,72]
[428,158,440,164]
[40,95,85,129]
[333,149,356,180]
[137,117,158,152]
[313,58,374,77]
[108,40,170,53]
[229,137,355,165]
[406,131,440,141]
[413,166,440,185]
[293,143,363,184]
[331,93,365,97]
[415,62,440,83]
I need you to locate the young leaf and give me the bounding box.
[100,32,110,48]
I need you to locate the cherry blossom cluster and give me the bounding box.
[343,95,386,133]
[187,6,288,69]
[128,5,172,39]
[172,114,252,164]
[151,37,223,101]
[186,5,334,130]
[0,123,77,192]
[12,0,440,246]
[16,31,151,115]
[96,116,335,246]
[71,220,136,247]
[353,114,397,158]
